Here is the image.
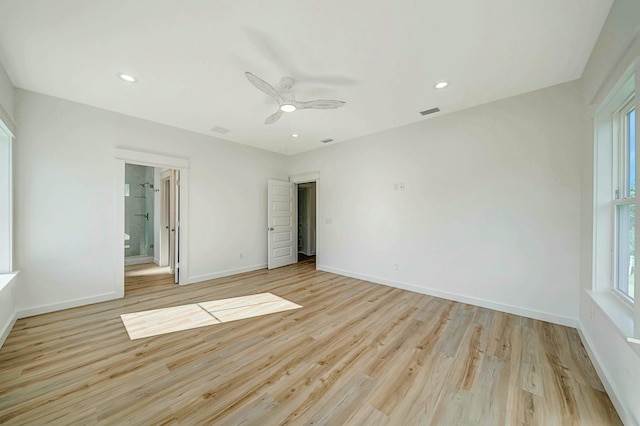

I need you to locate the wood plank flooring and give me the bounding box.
[0,261,621,425]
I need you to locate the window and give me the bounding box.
[614,97,636,302]
[593,65,640,346]
[0,119,12,273]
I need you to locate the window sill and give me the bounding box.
[586,289,640,352]
[0,272,18,292]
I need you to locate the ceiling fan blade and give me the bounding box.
[245,72,282,103]
[295,99,346,110]
[265,109,283,125]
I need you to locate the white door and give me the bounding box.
[168,173,176,275]
[173,169,180,284]
[268,179,297,269]
[160,176,170,267]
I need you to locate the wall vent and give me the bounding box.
[211,126,230,134]
[320,138,334,143]
[419,107,440,116]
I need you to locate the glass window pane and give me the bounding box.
[616,203,635,300]
[627,108,636,198]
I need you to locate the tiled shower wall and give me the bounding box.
[125,164,154,257]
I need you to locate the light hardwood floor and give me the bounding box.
[0,261,621,425]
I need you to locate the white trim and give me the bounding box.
[317,264,577,327]
[115,148,190,291]
[115,148,189,169]
[577,325,639,426]
[0,124,12,273]
[0,271,17,348]
[290,171,320,184]
[0,272,16,292]
[184,263,267,285]
[0,312,16,349]
[0,104,16,137]
[16,292,119,319]
[124,256,154,266]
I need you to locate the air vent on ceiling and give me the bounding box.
[420,107,440,116]
[211,126,230,134]
[320,138,334,143]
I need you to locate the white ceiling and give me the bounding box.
[0,0,613,155]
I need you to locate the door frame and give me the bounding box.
[290,171,320,268]
[115,149,189,296]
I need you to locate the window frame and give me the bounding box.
[0,118,13,274]
[612,95,636,306]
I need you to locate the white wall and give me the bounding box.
[0,63,14,132]
[13,89,288,316]
[290,81,583,326]
[579,0,640,424]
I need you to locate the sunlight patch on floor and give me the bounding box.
[120,292,302,340]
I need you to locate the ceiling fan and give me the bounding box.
[245,72,346,125]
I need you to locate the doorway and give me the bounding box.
[115,148,189,297]
[124,164,155,265]
[297,182,316,264]
[267,172,319,270]
[123,165,179,284]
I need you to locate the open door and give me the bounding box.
[173,170,180,283]
[160,176,170,267]
[267,179,297,269]
[166,169,180,283]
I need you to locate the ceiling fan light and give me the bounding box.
[434,81,449,90]
[280,104,296,112]
[117,73,138,83]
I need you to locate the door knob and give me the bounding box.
[268,227,275,231]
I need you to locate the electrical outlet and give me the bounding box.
[393,262,399,270]
[239,252,243,259]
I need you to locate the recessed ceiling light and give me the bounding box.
[280,104,296,112]
[434,81,449,90]
[117,73,138,83]
[291,134,299,138]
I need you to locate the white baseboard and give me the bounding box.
[124,256,154,266]
[17,292,120,319]
[317,265,577,328]
[184,263,267,285]
[0,312,17,349]
[577,324,637,426]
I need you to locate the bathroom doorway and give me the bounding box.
[115,148,189,295]
[124,164,155,265]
